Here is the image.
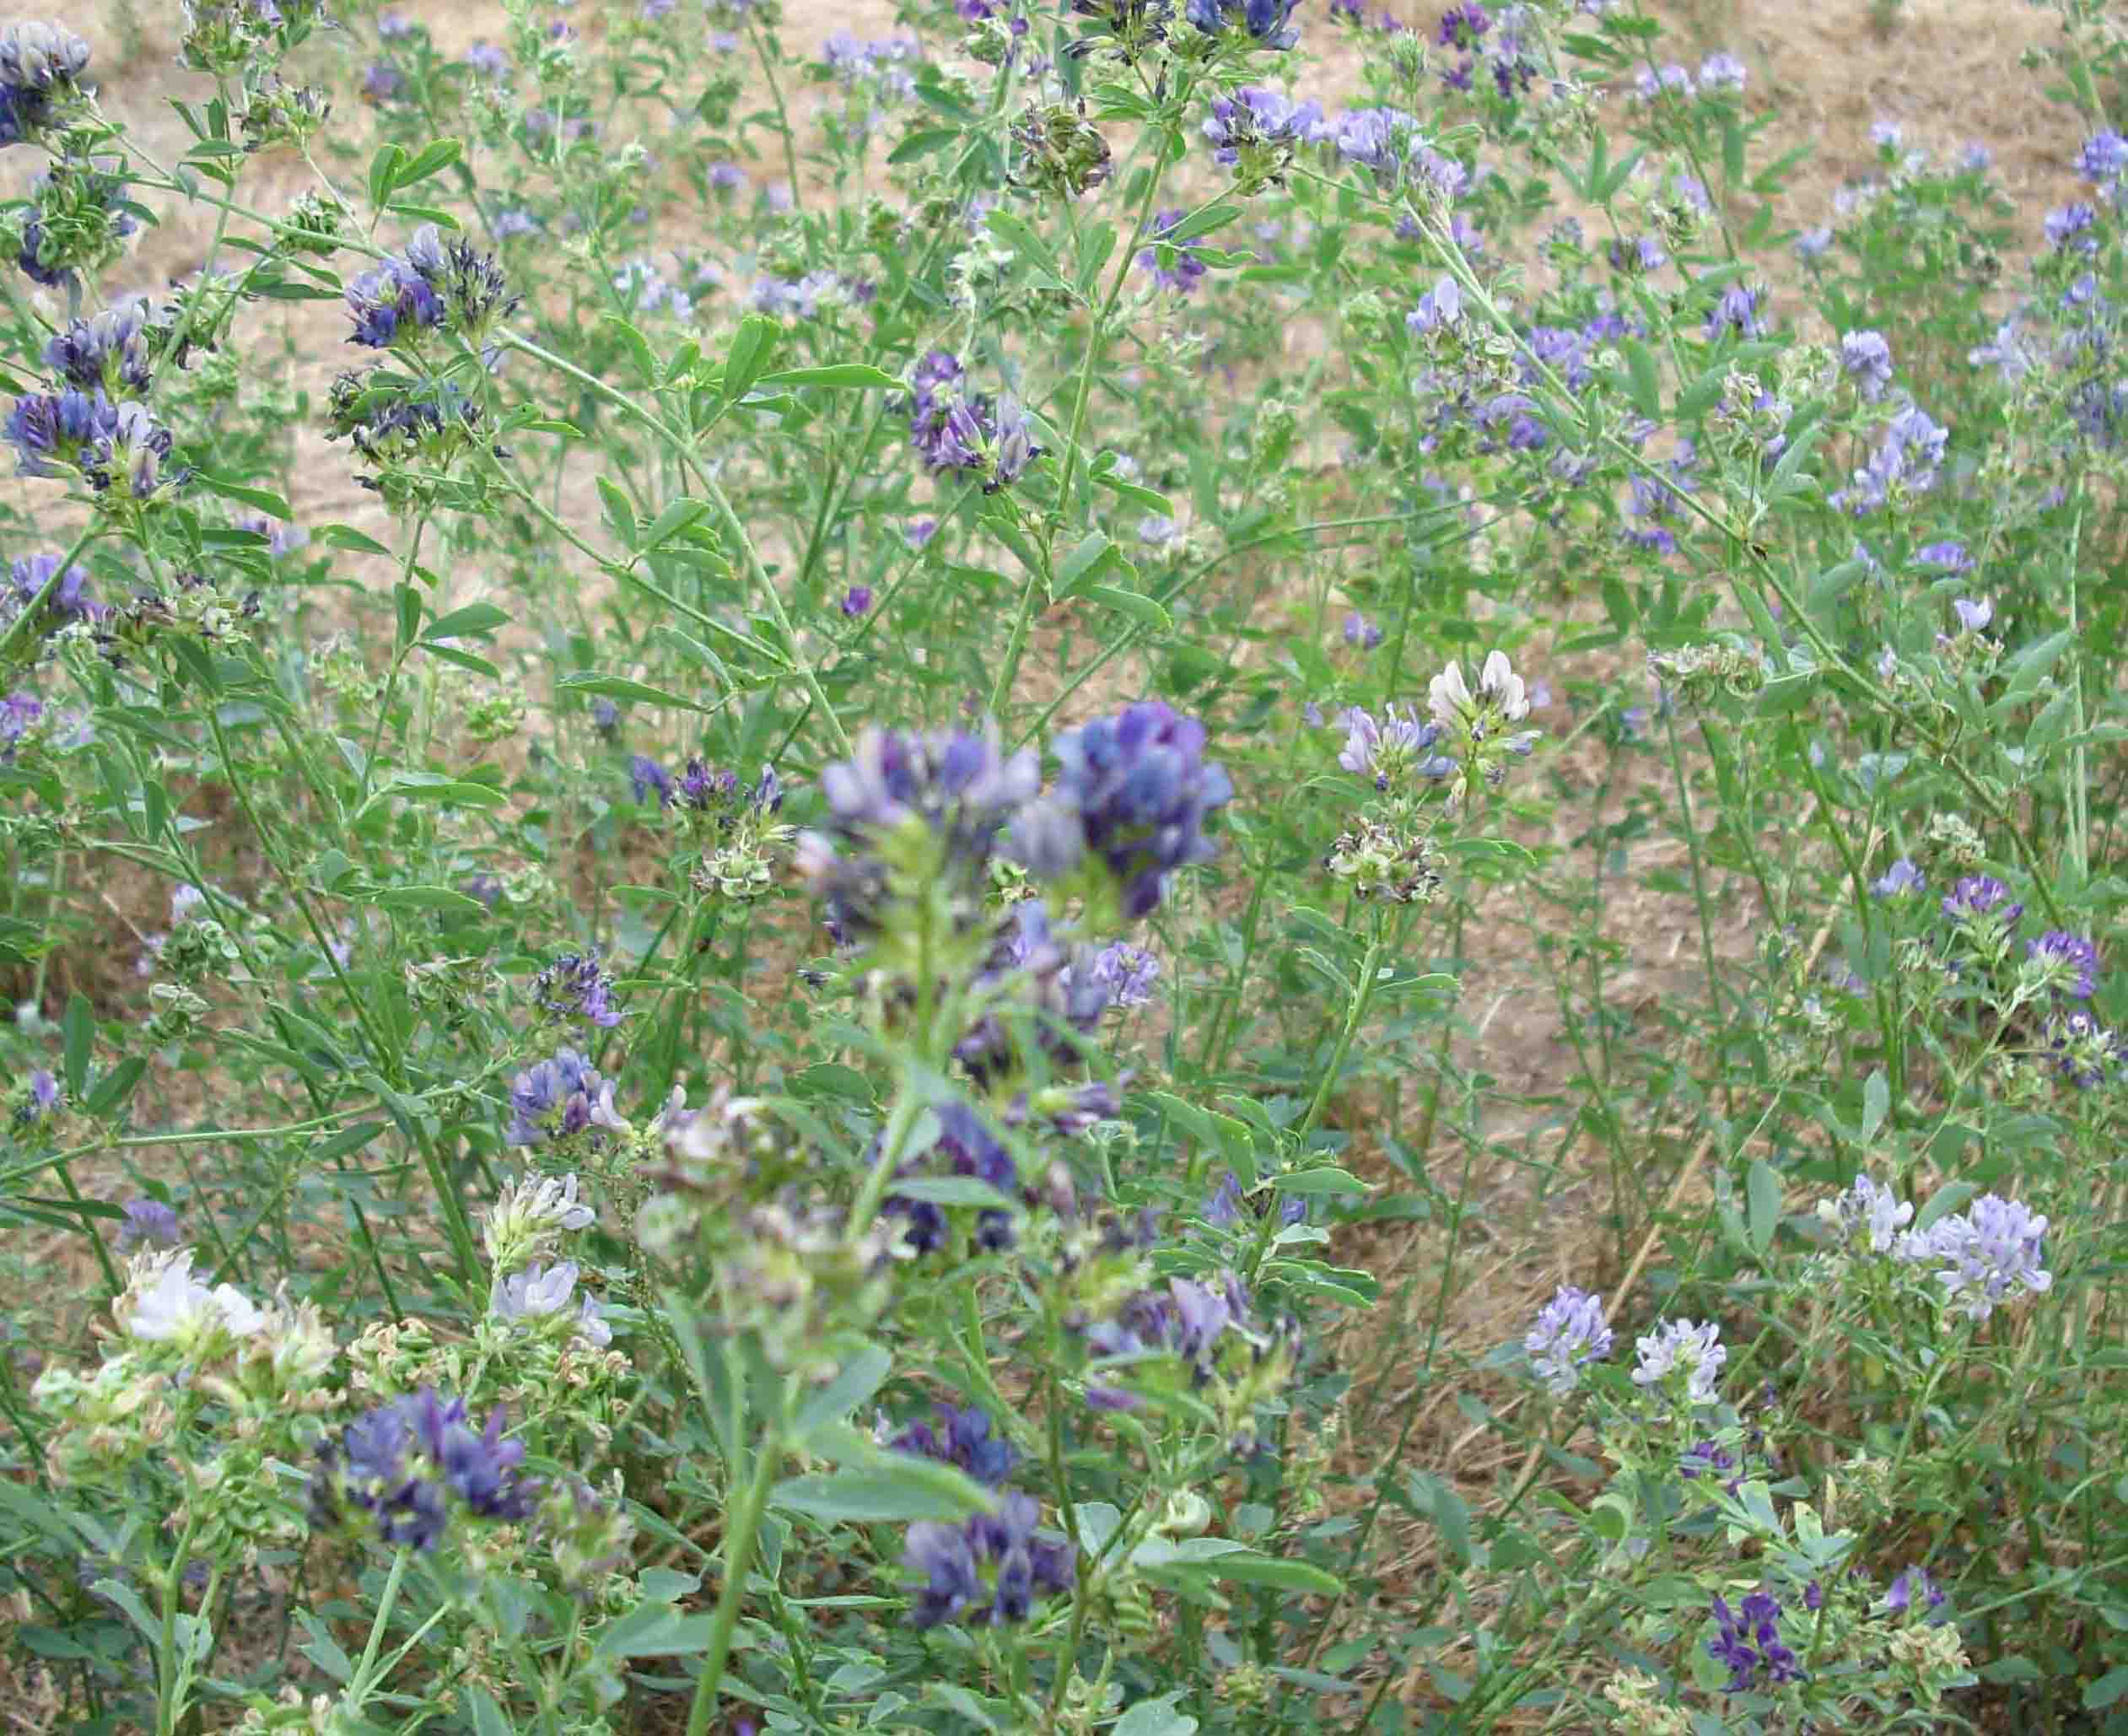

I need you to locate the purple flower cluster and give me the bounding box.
[345,224,518,348]
[2026,930,2098,999]
[45,300,153,396]
[1086,1272,1252,1391]
[506,1049,621,1146]
[1940,874,2020,926]
[1021,701,1234,918]
[1434,2,1534,99]
[1524,1285,1612,1396]
[1707,1589,1802,1693]
[116,1197,180,1252]
[1204,1170,1306,1231]
[1337,704,1452,789]
[1067,939,1161,1008]
[1201,87,1320,167]
[903,1492,1074,1628]
[1138,209,1209,295]
[1884,1566,1945,1613]
[1833,406,1948,515]
[534,952,624,1027]
[1871,857,1924,898]
[0,23,89,146]
[1184,0,1300,46]
[889,1403,1017,1486]
[311,1389,536,1551]
[884,1104,1020,1254]
[1840,330,1894,401]
[1904,1194,2052,1320]
[3,552,100,628]
[906,350,1042,493]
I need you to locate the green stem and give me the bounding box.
[683,1431,782,1736]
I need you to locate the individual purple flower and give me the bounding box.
[534,952,623,1027]
[1707,1590,1802,1693]
[707,160,746,191]
[1872,858,1924,898]
[1342,610,1382,649]
[45,299,152,396]
[1915,541,1970,573]
[5,389,117,479]
[1884,1566,1945,1613]
[629,754,674,807]
[1824,1174,1913,1253]
[2027,930,2098,998]
[1834,406,1948,514]
[1010,703,1231,918]
[905,518,938,548]
[116,1197,180,1252]
[4,551,100,627]
[1840,331,1893,401]
[841,584,874,617]
[1435,0,1487,44]
[1941,874,2019,925]
[1952,596,1991,632]
[1405,274,1462,336]
[1201,88,1319,168]
[464,40,508,77]
[1524,1286,1612,1396]
[1138,209,1209,294]
[1794,225,1833,262]
[889,1404,1016,1486]
[0,690,42,758]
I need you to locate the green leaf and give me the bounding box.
[1619,340,1662,419]
[1745,1158,1781,1258]
[192,472,293,520]
[1054,531,1116,601]
[1112,1697,1199,1736]
[2086,1667,2128,1711]
[1274,1167,1368,1197]
[1160,202,1242,245]
[316,523,392,556]
[773,1459,998,1525]
[556,673,714,713]
[596,476,637,547]
[364,886,492,915]
[394,137,462,189]
[463,1689,512,1736]
[84,1057,146,1119]
[591,1600,715,1660]
[723,314,779,402]
[62,992,92,1097]
[1165,1548,1342,1596]
[793,1343,894,1441]
[1086,585,1170,632]
[367,142,406,209]
[757,364,901,390]
[1860,1068,1889,1141]
[984,209,1068,287]
[424,603,511,640]
[887,1176,1016,1209]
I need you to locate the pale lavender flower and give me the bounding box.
[1697,51,1744,93]
[1915,1194,2052,1319]
[1840,330,1893,401]
[1952,596,1991,632]
[1525,1286,1612,1395]
[1826,1175,1913,1253]
[2027,930,2098,999]
[1794,225,1833,262]
[1916,541,1970,573]
[1342,611,1382,649]
[116,1198,180,1252]
[2080,130,2128,184]
[1630,1318,1725,1404]
[1872,857,1924,898]
[1941,873,2019,925]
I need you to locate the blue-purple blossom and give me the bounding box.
[630,754,674,807]
[1840,331,1893,401]
[1524,1286,1612,1396]
[2027,930,2098,999]
[312,1389,536,1550]
[4,552,100,627]
[1833,406,1948,514]
[1915,540,1970,573]
[1185,0,1300,46]
[1952,595,1991,632]
[344,225,518,348]
[1342,610,1382,649]
[116,1197,180,1252]
[506,1049,619,1146]
[1884,1566,1945,1613]
[1138,209,1209,294]
[1794,225,1833,262]
[906,351,1042,493]
[889,1404,1016,1486]
[1630,1318,1724,1404]
[842,584,874,617]
[1012,703,1232,918]
[1069,940,1160,1009]
[1705,283,1767,341]
[2049,1010,2123,1089]
[1201,88,1319,166]
[1707,1590,1802,1693]
[1406,275,1463,336]
[903,1492,1074,1628]
[2079,130,2128,184]
[1941,874,2019,925]
[534,952,624,1027]
[1337,704,1452,789]
[1204,1170,1306,1231]
[2046,202,2098,252]
[45,299,152,395]
[1872,858,1924,898]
